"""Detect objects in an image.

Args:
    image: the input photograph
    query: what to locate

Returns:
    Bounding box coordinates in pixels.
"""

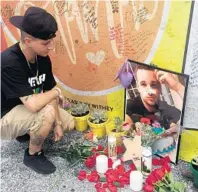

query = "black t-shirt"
[126,96,181,129]
[1,42,56,117]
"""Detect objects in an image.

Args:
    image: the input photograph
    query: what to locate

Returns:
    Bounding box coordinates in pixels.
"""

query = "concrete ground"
[1,131,197,192]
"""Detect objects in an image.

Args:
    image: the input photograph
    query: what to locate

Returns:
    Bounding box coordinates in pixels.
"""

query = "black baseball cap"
[9,6,57,40]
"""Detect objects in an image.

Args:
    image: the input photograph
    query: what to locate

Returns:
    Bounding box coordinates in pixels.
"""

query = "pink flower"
[152,121,161,128]
[122,122,131,131]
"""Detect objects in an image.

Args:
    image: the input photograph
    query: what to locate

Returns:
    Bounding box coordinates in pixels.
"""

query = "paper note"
[183,1,198,129]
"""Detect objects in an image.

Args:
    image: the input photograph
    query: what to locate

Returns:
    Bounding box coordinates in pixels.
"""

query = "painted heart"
[86,50,105,66]
[2,1,166,91]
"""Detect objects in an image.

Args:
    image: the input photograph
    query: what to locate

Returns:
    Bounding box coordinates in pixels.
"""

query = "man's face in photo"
[136,68,161,107]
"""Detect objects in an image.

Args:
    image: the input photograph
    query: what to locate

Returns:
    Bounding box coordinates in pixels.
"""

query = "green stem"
[69,159,82,168]
[163,177,171,186]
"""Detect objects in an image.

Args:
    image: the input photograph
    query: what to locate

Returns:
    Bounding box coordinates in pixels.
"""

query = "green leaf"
[113,181,120,187]
[69,159,82,168]
[159,187,167,192]
[169,182,175,190]
[173,181,185,192]
[99,177,106,182]
[168,173,174,182]
[86,151,93,156]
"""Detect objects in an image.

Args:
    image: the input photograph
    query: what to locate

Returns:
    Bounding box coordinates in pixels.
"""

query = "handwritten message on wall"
[183,1,198,129]
[0,1,192,117]
[1,1,164,94]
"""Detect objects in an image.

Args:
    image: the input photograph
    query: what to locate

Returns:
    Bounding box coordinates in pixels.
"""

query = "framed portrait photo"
[125,59,189,164]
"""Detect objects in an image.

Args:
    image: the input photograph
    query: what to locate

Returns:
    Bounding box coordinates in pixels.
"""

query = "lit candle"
[96,155,108,174]
[130,170,143,191]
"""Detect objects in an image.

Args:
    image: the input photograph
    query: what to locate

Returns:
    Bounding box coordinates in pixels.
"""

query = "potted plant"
[87,109,108,139]
[108,117,130,145]
[191,156,198,188]
[70,102,89,132]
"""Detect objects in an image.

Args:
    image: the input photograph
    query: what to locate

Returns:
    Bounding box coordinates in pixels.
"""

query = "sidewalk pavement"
[0,131,197,192]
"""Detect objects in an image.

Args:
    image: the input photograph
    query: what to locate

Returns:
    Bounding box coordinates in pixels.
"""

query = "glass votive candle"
[130,170,143,191]
[96,155,108,174]
[108,134,117,160]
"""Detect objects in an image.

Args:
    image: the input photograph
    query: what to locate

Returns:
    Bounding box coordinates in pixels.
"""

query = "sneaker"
[23,148,56,174]
[16,134,30,143]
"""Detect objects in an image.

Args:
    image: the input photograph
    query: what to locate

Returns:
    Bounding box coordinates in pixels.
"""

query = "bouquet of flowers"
[47,138,96,167]
[135,117,165,147]
[143,157,186,192]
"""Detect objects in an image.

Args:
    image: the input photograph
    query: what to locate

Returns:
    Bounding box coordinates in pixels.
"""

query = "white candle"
[108,135,117,160]
[96,155,108,174]
[130,171,143,191]
[142,146,152,176]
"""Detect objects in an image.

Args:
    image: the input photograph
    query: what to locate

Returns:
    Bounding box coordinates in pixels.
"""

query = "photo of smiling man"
[125,62,188,163]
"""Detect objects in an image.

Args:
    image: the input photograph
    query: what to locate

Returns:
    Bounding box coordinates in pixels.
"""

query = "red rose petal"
[163,162,171,173]
[129,163,136,171]
[152,158,161,166]
[95,182,102,188]
[108,186,118,192]
[97,145,104,151]
[162,156,171,164]
[91,170,98,176]
[116,165,125,175]
[91,148,97,152]
[103,183,108,188]
[146,174,158,185]
[108,158,113,168]
[78,175,86,181]
[143,184,154,192]
[78,170,87,176]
